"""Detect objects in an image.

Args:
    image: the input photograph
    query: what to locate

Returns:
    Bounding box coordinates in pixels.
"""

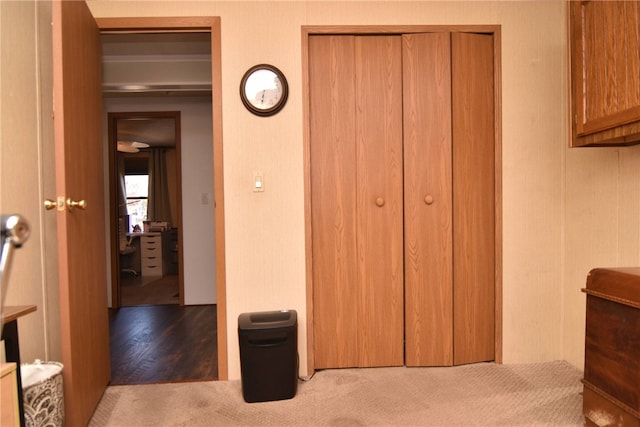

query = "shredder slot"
[248,335,287,347]
[250,311,291,323]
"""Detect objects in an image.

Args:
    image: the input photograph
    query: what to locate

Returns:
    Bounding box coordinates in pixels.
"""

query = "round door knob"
[424,195,434,205]
[44,199,57,210]
[375,197,385,207]
[66,198,87,212]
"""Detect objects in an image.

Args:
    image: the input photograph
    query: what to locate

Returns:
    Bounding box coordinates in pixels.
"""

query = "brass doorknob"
[375,197,385,207]
[44,199,57,210]
[424,195,434,205]
[66,198,87,212]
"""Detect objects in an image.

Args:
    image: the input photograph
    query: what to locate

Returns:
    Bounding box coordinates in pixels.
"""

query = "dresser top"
[584,268,640,308]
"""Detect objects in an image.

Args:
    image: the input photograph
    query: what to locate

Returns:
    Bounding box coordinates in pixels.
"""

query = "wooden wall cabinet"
[570,1,640,147]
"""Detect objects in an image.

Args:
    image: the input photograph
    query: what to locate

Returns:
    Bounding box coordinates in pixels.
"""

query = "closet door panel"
[402,32,453,366]
[451,32,495,365]
[355,36,404,367]
[310,35,360,369]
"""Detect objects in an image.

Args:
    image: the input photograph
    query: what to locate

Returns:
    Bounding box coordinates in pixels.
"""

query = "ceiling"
[102,32,212,97]
[116,117,176,148]
[103,33,211,148]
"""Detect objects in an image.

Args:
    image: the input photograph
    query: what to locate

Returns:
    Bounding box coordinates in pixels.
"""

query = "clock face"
[245,70,282,108]
[240,65,288,116]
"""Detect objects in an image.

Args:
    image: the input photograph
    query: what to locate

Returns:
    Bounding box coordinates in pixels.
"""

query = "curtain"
[147,148,173,225]
[117,154,128,249]
[117,154,128,217]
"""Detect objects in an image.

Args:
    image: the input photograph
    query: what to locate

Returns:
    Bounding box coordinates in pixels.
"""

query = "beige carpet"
[89,361,583,426]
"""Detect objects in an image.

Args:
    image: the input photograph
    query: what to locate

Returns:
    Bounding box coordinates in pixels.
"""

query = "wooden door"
[52,2,111,425]
[451,32,495,365]
[402,32,454,366]
[311,35,404,368]
[355,36,404,367]
[310,30,495,369]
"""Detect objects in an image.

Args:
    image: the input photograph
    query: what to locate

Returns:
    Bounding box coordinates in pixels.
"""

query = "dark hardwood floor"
[120,273,179,306]
[109,304,218,385]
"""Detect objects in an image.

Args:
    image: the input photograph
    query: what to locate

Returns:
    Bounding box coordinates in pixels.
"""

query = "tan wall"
[4,0,640,382]
[86,0,578,380]
[0,1,61,363]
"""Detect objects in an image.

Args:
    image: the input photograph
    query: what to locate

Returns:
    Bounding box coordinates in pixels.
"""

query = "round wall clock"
[240,64,288,116]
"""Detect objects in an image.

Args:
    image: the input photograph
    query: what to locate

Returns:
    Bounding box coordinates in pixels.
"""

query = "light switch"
[253,171,264,192]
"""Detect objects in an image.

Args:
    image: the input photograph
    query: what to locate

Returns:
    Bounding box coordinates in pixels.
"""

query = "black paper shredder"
[238,309,298,403]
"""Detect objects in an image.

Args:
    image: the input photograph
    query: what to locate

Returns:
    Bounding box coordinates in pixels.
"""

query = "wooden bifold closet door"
[310,35,404,368]
[310,32,494,369]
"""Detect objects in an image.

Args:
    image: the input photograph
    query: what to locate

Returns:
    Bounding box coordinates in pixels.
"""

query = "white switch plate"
[253,171,264,192]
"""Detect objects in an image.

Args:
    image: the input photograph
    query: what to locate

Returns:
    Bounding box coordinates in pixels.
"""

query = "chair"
[119,217,138,276]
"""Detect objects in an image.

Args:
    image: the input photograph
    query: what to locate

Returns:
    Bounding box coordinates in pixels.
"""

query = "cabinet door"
[571,1,640,145]
[311,35,404,368]
[403,32,454,366]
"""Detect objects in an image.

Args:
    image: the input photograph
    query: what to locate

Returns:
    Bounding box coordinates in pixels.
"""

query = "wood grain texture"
[402,32,453,367]
[572,0,640,140]
[109,305,217,385]
[355,36,404,367]
[584,297,640,412]
[209,18,228,381]
[95,16,217,32]
[452,32,495,365]
[310,35,359,369]
[583,385,640,427]
[309,28,498,370]
[53,2,110,425]
[583,268,640,416]
[311,35,404,368]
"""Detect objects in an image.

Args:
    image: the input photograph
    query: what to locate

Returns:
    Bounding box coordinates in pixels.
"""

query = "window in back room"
[124,174,148,231]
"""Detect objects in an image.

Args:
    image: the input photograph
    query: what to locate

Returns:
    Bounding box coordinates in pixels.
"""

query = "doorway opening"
[98,17,228,381]
[108,110,184,307]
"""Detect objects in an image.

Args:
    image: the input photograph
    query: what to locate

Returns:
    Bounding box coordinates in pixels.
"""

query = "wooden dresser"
[1,363,19,427]
[582,268,640,426]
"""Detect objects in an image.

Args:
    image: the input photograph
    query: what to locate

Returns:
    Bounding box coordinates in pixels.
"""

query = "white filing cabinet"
[140,232,165,277]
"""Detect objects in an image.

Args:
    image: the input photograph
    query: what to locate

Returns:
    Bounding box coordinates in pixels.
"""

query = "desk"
[2,305,37,427]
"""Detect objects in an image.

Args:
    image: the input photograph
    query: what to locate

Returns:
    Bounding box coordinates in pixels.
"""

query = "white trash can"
[21,360,64,427]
